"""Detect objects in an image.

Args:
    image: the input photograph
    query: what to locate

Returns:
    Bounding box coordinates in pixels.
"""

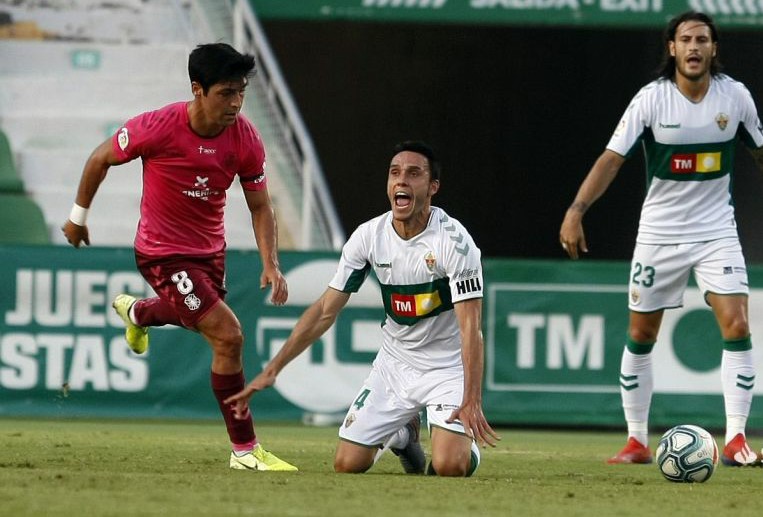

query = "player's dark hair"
[392,141,441,182]
[656,11,722,79]
[188,43,256,94]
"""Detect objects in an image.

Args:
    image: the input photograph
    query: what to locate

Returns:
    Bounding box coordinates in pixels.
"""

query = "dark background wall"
[260,21,763,262]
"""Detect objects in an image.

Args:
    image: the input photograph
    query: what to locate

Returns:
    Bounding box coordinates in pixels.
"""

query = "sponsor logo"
[118,127,129,150]
[455,277,482,296]
[183,176,219,201]
[453,268,480,280]
[715,113,729,131]
[182,189,218,200]
[198,145,216,155]
[184,293,201,311]
[375,262,391,268]
[670,152,721,173]
[362,0,446,7]
[424,251,436,272]
[659,122,681,129]
[391,291,442,317]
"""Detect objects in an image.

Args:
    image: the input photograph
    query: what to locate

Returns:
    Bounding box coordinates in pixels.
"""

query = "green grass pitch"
[0,418,760,516]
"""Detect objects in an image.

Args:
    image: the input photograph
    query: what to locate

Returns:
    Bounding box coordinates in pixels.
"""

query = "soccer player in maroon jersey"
[61,43,296,471]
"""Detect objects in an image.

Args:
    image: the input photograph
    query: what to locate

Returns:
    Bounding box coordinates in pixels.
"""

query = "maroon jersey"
[112,101,267,257]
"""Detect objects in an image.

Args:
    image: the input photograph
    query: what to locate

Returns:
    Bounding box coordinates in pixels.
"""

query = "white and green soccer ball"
[656,425,719,483]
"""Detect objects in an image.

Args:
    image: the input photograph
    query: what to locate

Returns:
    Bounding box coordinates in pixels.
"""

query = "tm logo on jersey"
[671,152,721,174]
[391,291,442,318]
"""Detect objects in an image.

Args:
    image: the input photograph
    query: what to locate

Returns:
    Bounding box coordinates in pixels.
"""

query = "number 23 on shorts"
[631,262,655,288]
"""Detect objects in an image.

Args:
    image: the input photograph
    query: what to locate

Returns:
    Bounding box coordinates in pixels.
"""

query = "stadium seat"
[0,129,25,193]
[0,192,51,244]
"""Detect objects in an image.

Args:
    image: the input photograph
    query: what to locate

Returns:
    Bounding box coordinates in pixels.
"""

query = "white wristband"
[69,203,89,226]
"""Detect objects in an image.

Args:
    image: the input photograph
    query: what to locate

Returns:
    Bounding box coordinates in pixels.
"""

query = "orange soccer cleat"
[607,437,653,464]
[721,433,761,467]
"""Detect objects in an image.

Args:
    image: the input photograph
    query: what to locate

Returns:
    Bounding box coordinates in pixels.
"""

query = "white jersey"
[329,206,483,371]
[607,74,763,245]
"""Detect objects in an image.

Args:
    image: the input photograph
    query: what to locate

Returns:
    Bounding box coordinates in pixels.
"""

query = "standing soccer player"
[560,11,763,466]
[225,141,499,476]
[61,43,297,472]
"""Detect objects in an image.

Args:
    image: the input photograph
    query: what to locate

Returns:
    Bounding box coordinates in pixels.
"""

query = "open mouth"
[394,191,412,208]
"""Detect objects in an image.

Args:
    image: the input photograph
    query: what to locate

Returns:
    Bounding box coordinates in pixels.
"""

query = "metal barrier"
[230,0,345,250]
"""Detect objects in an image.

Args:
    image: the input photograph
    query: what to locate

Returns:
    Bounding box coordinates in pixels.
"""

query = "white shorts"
[338,348,466,447]
[628,238,749,313]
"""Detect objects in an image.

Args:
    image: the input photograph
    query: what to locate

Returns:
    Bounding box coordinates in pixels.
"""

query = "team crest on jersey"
[424,251,436,272]
[118,127,129,150]
[344,413,356,428]
[630,287,640,305]
[715,113,729,131]
[184,293,201,311]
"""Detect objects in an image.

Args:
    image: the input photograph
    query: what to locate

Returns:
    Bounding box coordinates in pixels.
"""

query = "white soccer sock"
[385,426,410,450]
[620,346,653,446]
[128,303,138,325]
[722,349,755,444]
[373,426,410,464]
[467,440,481,477]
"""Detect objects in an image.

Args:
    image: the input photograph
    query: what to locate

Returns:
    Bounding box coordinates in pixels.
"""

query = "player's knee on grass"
[333,443,375,473]
[431,442,480,477]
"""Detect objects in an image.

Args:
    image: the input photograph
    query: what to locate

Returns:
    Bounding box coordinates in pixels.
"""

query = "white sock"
[373,426,410,464]
[722,349,755,444]
[467,440,481,477]
[620,346,653,446]
[128,303,138,325]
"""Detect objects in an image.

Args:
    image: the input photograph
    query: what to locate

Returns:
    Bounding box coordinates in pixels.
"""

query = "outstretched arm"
[244,187,288,305]
[559,149,625,259]
[446,298,500,448]
[224,287,351,418]
[61,137,125,247]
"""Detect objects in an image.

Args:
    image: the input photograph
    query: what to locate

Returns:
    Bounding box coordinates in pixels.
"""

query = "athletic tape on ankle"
[69,203,89,226]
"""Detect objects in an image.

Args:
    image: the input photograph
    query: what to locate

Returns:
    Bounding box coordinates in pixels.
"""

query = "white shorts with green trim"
[338,348,466,447]
[628,238,748,313]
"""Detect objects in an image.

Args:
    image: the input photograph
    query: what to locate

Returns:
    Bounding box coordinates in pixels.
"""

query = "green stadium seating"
[0,193,51,244]
[0,130,25,193]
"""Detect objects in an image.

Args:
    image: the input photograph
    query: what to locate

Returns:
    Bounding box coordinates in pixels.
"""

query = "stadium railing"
[228,0,345,250]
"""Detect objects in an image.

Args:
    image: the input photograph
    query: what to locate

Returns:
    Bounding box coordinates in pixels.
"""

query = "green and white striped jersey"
[329,206,482,371]
[607,74,763,244]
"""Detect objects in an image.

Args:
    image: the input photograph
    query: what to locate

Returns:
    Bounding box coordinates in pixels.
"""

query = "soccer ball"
[655,425,719,483]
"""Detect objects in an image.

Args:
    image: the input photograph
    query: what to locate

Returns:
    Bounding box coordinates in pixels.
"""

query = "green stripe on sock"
[724,336,752,352]
[467,450,479,477]
[736,373,755,390]
[619,373,639,391]
[626,337,654,355]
